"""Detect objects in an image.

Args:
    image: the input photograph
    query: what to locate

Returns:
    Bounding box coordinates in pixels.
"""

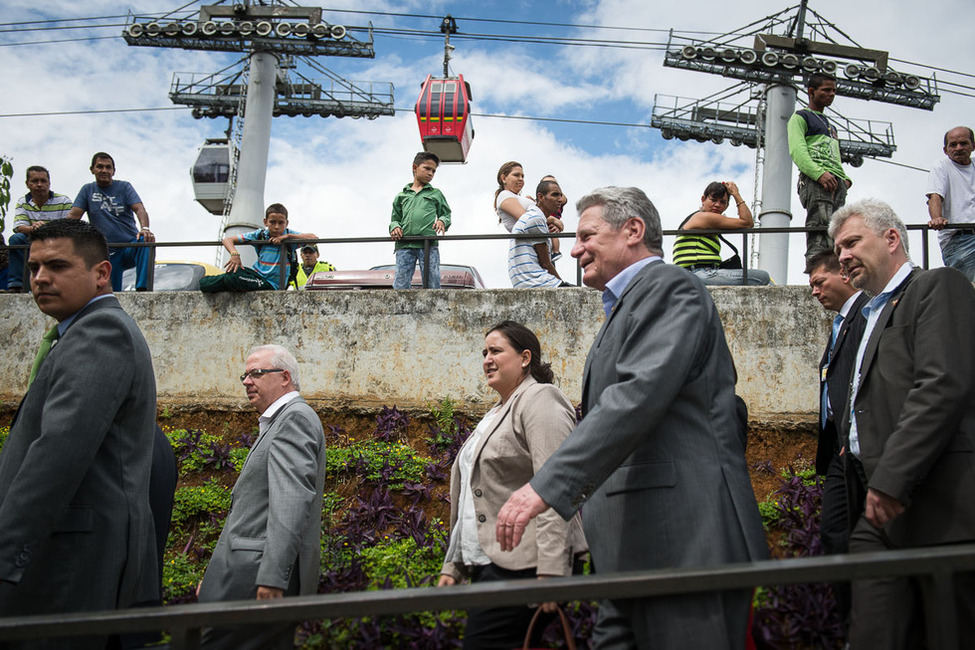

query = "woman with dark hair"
[673,181,771,285]
[495,161,564,257]
[438,320,585,649]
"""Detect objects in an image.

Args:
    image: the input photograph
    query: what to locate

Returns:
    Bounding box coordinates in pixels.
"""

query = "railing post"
[921,226,930,270]
[741,231,749,286]
[279,243,289,290]
[147,239,156,292]
[422,238,431,289]
[169,625,202,650]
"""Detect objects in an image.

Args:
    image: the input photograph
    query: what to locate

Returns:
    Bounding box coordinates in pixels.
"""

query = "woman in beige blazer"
[438,320,586,649]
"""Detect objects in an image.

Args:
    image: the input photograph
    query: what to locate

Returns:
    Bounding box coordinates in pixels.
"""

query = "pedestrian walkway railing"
[1,543,973,648]
[2,222,964,291]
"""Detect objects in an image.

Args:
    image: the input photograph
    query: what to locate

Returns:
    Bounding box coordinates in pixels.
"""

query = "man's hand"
[546,216,565,234]
[434,220,445,236]
[495,483,550,551]
[437,575,456,587]
[865,488,905,529]
[817,171,839,194]
[224,254,242,272]
[256,586,284,600]
[390,227,403,241]
[138,229,155,243]
[928,215,948,230]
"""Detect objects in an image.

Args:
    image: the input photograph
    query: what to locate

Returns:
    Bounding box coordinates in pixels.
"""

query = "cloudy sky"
[2,0,972,287]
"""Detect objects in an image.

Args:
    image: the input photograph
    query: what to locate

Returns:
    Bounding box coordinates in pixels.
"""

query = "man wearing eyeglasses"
[197,345,326,650]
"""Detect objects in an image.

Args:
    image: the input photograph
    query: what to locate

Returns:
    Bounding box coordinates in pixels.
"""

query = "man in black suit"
[830,198,975,649]
[805,250,867,631]
[0,219,157,649]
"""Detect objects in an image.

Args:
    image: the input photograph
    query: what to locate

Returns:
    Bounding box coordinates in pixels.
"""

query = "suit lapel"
[583,260,661,411]
[469,377,535,464]
[857,270,919,381]
[241,396,304,473]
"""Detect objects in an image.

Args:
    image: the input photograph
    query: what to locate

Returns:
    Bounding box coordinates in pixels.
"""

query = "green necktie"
[28,326,59,387]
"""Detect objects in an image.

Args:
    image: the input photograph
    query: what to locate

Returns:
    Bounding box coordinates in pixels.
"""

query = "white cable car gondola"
[191,138,232,215]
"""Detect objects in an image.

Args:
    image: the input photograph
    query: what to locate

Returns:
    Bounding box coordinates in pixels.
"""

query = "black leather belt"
[688,264,718,270]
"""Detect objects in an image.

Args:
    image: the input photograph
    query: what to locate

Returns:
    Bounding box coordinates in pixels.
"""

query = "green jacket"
[787,109,849,183]
[389,184,451,250]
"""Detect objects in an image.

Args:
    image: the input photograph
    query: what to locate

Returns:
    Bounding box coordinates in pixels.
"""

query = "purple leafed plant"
[375,405,411,442]
[752,465,843,649]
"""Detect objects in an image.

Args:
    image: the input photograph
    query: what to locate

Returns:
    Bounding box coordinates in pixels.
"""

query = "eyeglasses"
[239,368,284,383]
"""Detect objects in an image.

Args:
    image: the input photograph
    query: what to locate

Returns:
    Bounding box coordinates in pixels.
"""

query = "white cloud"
[2,0,972,287]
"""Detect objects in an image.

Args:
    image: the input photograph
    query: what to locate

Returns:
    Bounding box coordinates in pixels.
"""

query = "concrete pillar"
[221,51,277,268]
[758,82,797,285]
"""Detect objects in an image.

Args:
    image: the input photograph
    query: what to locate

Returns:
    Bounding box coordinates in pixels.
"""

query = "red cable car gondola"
[415,73,474,164]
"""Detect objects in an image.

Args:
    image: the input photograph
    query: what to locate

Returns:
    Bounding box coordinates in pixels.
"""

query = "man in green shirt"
[788,72,852,261]
[389,152,451,289]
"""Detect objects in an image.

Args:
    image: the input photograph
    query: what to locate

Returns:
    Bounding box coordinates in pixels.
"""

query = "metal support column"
[757,82,797,284]
[221,51,277,268]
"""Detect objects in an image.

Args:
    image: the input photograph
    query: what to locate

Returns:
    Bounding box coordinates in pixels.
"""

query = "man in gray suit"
[497,187,767,649]
[0,219,157,649]
[197,344,326,650]
[830,199,975,649]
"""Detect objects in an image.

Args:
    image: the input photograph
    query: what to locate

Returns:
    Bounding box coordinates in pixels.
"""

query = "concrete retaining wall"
[0,287,828,418]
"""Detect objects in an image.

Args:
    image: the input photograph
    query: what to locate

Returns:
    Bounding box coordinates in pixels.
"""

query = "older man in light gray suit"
[197,344,326,650]
[497,187,767,649]
[0,219,157,650]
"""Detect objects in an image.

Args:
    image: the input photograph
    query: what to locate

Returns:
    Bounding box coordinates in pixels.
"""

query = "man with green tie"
[0,219,158,648]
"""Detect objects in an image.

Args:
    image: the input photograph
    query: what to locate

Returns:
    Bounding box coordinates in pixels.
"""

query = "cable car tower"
[650,0,939,282]
[123,2,394,266]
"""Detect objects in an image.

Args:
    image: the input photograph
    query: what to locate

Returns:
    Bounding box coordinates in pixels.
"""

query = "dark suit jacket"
[816,292,869,475]
[841,267,975,547]
[532,260,767,576]
[0,297,158,625]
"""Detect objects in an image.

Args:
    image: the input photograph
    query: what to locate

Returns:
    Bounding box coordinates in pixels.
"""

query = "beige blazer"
[441,376,586,580]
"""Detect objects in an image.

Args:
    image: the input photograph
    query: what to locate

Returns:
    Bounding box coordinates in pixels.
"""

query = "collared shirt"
[57,294,115,337]
[13,192,73,230]
[823,290,862,421]
[848,262,914,457]
[258,390,301,436]
[601,256,660,317]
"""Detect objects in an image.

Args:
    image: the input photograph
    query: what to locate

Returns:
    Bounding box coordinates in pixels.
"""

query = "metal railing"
[2,222,965,291]
[1,543,973,648]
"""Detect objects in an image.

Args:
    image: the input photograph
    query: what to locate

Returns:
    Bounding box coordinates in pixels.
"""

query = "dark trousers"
[820,452,851,627]
[464,564,552,650]
[199,267,274,293]
[845,455,975,649]
[798,172,848,261]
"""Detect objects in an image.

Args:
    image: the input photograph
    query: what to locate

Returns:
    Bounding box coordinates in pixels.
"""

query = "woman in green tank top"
[672,181,771,285]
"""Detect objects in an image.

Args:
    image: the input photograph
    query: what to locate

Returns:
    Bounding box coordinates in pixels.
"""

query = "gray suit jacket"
[0,297,158,626]
[198,396,326,604]
[532,261,767,573]
[842,267,975,547]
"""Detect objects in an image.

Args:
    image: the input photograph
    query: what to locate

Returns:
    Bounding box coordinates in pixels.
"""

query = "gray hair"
[575,186,662,254]
[249,344,300,391]
[828,198,909,256]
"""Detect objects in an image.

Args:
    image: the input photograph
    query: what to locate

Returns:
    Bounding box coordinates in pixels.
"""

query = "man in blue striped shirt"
[200,203,317,292]
[507,180,569,288]
[6,166,72,293]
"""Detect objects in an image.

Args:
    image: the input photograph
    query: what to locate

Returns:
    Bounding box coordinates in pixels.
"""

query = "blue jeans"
[7,232,29,289]
[109,237,153,291]
[690,267,771,286]
[393,247,440,289]
[941,232,975,282]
